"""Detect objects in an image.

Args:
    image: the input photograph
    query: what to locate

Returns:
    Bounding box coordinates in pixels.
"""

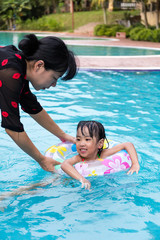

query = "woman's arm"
[5,128,61,172]
[61,156,91,189]
[30,109,75,143]
[101,142,140,174]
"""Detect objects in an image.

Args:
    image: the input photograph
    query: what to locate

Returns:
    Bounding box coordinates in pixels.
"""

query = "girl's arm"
[5,129,61,172]
[30,109,76,143]
[0,176,59,202]
[61,156,91,189]
[101,142,140,174]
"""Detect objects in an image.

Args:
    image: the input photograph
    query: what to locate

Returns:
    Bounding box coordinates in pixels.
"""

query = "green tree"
[40,0,58,14]
[0,0,31,29]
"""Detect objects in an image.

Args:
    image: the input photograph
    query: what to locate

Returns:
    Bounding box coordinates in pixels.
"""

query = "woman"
[0,34,77,172]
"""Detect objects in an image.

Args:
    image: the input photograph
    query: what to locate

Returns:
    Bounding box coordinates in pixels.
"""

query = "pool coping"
[80,67,160,71]
[77,55,160,70]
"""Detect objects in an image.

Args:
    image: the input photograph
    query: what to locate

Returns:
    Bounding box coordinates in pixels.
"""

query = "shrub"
[152,29,160,42]
[94,24,108,36]
[129,27,160,42]
[94,23,160,42]
[17,16,64,31]
[94,24,127,37]
[108,25,126,36]
[137,29,154,41]
[129,26,145,40]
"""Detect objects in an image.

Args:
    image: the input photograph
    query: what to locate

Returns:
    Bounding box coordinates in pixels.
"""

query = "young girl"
[61,121,140,189]
[0,34,77,172]
[0,121,140,201]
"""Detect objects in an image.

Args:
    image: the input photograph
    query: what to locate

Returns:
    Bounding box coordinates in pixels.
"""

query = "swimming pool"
[0,70,160,239]
[1,32,160,56]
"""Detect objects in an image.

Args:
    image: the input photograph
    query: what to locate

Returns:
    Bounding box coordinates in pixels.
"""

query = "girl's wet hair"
[77,121,109,156]
[18,34,77,80]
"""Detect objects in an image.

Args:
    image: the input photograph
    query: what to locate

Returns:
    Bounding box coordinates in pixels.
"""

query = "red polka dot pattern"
[2,59,8,66]
[2,111,9,117]
[15,54,22,59]
[13,73,21,79]
[11,101,18,108]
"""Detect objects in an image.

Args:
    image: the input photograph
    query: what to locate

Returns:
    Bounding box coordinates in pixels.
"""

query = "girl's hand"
[38,156,61,172]
[127,163,140,175]
[80,178,91,190]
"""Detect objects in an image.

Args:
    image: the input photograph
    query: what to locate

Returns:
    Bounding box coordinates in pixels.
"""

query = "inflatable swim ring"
[45,140,131,177]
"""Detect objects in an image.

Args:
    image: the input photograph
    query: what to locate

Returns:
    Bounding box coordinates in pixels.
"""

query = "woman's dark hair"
[77,120,109,156]
[18,34,77,80]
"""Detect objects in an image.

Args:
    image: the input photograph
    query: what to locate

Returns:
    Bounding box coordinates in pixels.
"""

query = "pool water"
[67,44,160,56]
[36,33,113,41]
[1,32,160,56]
[0,70,160,239]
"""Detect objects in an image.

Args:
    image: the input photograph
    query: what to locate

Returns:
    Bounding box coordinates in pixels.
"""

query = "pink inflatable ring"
[45,140,131,177]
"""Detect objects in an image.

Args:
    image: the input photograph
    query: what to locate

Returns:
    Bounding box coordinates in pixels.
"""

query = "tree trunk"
[9,18,12,30]
[45,6,50,15]
[142,1,149,28]
[156,0,159,29]
[52,0,56,13]
[102,2,107,24]
[70,0,74,31]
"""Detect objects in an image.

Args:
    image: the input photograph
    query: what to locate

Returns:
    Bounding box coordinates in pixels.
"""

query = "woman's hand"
[80,178,91,190]
[60,133,76,144]
[38,156,61,172]
[5,129,62,173]
[127,163,140,175]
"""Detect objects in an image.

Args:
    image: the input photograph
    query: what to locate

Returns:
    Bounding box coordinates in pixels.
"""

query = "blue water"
[67,44,160,56]
[0,69,160,239]
[1,32,160,56]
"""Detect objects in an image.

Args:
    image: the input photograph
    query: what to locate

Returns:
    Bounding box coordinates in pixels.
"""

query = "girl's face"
[76,126,104,160]
[26,60,62,90]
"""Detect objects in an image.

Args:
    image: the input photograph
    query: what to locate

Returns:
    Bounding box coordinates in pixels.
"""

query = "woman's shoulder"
[0,45,26,74]
[0,45,18,56]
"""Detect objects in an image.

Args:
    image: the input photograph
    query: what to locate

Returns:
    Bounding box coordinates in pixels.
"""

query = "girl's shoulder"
[66,154,82,165]
[73,154,82,163]
[100,148,108,158]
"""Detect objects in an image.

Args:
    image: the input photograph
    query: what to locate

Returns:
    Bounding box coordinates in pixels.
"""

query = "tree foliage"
[0,0,31,29]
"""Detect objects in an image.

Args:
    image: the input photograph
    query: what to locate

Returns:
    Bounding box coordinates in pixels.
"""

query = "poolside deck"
[62,34,160,70]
